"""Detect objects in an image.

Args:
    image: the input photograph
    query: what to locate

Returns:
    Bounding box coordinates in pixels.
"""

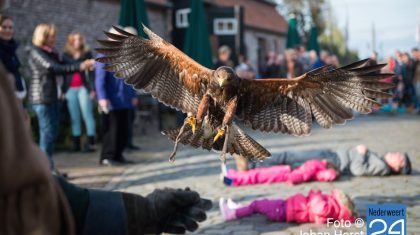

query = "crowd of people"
[214,43,420,114]
[384,49,420,113]
[214,44,341,81]
[0,15,146,173]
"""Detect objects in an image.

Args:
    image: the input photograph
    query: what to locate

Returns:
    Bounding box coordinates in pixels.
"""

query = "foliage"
[278,0,326,39]
[319,23,359,64]
[277,0,359,62]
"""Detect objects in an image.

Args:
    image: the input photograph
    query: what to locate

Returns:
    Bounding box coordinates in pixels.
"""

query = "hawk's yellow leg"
[213,127,225,142]
[186,116,197,134]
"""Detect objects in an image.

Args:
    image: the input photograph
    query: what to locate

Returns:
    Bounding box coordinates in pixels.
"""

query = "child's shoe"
[227,198,242,209]
[223,176,233,186]
[220,164,233,186]
[219,198,237,221]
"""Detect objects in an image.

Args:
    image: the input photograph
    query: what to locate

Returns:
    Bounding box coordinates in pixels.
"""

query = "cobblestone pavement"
[106,114,420,235]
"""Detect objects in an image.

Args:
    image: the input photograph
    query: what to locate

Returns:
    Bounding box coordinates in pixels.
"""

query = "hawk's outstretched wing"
[96,26,214,114]
[237,59,394,135]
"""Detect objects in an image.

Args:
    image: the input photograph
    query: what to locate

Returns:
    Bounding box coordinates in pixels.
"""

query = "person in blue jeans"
[28,23,95,170]
[63,32,96,152]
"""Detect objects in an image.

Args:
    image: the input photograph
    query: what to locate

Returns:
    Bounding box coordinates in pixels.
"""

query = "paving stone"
[232,231,258,235]
[203,229,231,234]
[224,225,254,231]
[261,232,291,235]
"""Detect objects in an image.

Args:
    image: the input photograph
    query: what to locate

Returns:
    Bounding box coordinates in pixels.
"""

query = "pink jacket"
[286,190,355,224]
[287,160,337,184]
[228,159,337,186]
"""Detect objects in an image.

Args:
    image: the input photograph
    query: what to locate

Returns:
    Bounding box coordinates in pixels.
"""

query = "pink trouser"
[235,199,286,222]
[228,165,291,186]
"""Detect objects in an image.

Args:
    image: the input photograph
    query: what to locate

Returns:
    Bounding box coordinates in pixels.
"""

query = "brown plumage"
[96,26,393,162]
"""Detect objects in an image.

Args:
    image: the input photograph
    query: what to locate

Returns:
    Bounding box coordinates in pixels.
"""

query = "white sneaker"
[219,198,237,221]
[227,198,242,209]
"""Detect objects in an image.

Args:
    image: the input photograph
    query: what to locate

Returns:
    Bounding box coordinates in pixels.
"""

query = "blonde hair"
[32,23,57,47]
[64,31,88,56]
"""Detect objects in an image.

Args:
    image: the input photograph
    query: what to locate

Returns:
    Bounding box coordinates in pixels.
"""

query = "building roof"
[213,0,287,34]
[146,0,171,7]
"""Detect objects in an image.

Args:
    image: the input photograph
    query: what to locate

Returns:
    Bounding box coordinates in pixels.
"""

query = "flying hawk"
[96,26,393,162]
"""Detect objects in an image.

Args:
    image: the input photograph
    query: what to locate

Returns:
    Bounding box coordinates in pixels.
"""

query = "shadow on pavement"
[114,164,221,188]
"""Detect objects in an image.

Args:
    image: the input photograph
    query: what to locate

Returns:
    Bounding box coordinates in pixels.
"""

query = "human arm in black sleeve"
[55,176,212,235]
[30,47,81,74]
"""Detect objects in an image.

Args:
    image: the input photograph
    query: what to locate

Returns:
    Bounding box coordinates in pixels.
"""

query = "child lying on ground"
[219,189,355,224]
[222,159,338,186]
[236,145,411,176]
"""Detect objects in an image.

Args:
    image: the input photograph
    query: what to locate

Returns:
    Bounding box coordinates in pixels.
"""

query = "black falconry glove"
[122,187,212,235]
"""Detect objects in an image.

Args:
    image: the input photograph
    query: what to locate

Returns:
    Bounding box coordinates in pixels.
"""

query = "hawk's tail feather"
[162,124,271,161]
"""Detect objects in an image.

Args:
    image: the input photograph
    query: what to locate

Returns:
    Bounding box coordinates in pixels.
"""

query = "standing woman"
[28,23,94,170]
[0,15,26,99]
[63,32,96,152]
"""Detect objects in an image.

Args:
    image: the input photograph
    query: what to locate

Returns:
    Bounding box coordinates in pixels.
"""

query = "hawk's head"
[214,66,239,88]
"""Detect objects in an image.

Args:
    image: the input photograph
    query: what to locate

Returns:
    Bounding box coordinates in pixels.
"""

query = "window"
[213,18,238,35]
[176,8,191,28]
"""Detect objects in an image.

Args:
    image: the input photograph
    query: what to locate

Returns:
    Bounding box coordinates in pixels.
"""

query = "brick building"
[4,0,170,63]
[212,0,287,72]
[172,0,287,72]
[5,0,286,73]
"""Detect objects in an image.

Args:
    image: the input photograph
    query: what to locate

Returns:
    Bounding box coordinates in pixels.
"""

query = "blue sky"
[330,0,419,59]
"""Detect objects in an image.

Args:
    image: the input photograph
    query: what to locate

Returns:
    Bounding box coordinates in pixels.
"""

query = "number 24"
[369,219,405,235]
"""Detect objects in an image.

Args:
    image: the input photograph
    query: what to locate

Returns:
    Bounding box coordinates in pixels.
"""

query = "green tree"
[279,0,326,39]
[278,0,358,62]
[319,23,359,63]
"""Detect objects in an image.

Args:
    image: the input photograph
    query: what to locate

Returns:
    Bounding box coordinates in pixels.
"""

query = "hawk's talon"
[187,116,197,134]
[169,152,176,163]
[213,127,225,143]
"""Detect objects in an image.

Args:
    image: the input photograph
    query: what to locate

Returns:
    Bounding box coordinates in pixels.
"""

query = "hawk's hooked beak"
[217,78,228,88]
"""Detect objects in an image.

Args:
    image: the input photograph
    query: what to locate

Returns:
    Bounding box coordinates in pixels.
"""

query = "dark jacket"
[28,46,81,104]
[311,58,326,70]
[336,147,390,176]
[401,60,416,85]
[56,176,127,235]
[95,55,136,110]
[0,38,24,91]
[264,63,281,78]
[62,51,94,93]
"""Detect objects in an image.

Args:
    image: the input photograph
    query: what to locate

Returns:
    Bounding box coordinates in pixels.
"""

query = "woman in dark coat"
[0,15,25,99]
[28,23,94,170]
